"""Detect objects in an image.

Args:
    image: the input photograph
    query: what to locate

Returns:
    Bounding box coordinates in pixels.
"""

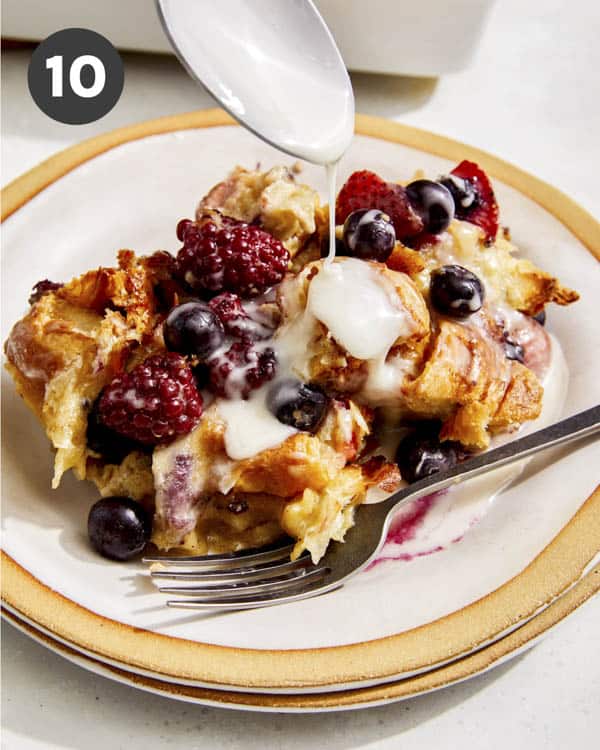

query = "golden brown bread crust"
[4,251,172,486]
[149,397,372,558]
[198,165,321,258]
[5,295,132,485]
[401,318,542,450]
[413,222,579,316]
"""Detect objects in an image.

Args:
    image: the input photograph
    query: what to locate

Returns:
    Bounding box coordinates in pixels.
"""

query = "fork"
[144,405,600,611]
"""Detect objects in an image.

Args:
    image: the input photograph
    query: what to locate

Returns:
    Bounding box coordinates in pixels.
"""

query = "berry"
[209,292,274,340]
[335,170,423,240]
[209,341,277,399]
[533,309,546,326]
[164,301,225,359]
[396,429,459,484]
[87,496,151,561]
[86,398,147,464]
[443,161,499,243]
[146,251,182,311]
[98,353,203,445]
[192,363,211,391]
[342,209,396,261]
[320,236,348,258]
[439,174,479,215]
[176,215,289,298]
[29,280,63,305]
[503,332,525,363]
[405,180,455,234]
[430,264,485,318]
[267,379,329,433]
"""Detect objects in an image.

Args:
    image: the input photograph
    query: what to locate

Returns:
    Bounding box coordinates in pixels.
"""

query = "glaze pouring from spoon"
[156,0,355,261]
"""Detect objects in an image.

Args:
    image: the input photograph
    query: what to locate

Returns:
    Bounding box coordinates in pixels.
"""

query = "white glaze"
[215,258,416,461]
[307,259,413,360]
[362,355,417,407]
[325,161,339,263]
[217,389,296,461]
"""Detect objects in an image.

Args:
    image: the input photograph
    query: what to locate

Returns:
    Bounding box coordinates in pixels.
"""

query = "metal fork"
[144,405,600,611]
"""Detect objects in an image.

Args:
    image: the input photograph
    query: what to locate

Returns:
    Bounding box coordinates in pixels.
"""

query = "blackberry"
[176,215,289,298]
[208,341,277,399]
[98,353,203,445]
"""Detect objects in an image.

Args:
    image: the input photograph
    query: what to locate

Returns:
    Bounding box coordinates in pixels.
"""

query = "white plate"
[2,110,599,694]
[3,558,599,713]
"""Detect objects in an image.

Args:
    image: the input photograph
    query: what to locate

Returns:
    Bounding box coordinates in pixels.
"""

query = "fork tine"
[166,578,337,610]
[150,555,313,583]
[163,566,329,604]
[143,541,296,570]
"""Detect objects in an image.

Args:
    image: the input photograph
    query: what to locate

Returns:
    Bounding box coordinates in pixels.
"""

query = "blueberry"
[86,397,147,464]
[164,301,225,359]
[405,180,455,234]
[267,379,329,433]
[533,309,546,326]
[396,429,459,484]
[192,363,211,391]
[430,264,485,318]
[503,333,525,363]
[87,496,151,561]
[342,209,396,262]
[439,174,480,219]
[321,236,348,258]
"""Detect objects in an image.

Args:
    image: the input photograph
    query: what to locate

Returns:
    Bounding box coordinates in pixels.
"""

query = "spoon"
[156,0,355,165]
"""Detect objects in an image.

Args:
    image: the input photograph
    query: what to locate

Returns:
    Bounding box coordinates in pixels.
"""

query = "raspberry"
[176,215,289,298]
[449,160,499,243]
[29,280,63,305]
[335,170,423,240]
[98,353,203,445]
[209,292,274,340]
[208,341,277,399]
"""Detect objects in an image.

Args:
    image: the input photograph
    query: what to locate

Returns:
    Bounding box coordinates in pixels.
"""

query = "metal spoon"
[156,0,355,164]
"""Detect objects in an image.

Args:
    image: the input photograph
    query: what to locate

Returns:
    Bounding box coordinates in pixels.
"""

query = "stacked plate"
[2,111,599,711]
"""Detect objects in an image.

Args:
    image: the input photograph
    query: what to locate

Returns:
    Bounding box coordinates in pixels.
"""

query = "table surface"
[2,0,599,747]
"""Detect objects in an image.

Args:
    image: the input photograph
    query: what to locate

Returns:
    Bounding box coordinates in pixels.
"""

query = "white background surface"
[1,0,599,747]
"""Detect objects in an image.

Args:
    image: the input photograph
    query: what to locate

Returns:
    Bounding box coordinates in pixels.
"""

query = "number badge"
[28,28,124,125]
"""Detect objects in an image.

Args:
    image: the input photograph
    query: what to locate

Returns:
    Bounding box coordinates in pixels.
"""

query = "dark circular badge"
[28,28,124,125]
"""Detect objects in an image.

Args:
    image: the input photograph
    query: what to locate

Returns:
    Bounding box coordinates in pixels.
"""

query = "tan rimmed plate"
[3,560,599,712]
[2,109,599,695]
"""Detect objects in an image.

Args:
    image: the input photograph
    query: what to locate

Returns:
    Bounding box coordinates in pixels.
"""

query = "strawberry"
[335,170,423,240]
[448,160,499,243]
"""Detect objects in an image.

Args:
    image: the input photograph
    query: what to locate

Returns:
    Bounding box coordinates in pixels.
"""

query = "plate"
[2,109,599,694]
[3,559,599,712]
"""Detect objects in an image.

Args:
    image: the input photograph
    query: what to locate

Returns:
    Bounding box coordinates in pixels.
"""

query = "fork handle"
[378,404,600,525]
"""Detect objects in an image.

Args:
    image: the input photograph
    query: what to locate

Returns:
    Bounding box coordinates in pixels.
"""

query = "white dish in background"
[1,0,496,76]
[1,112,599,696]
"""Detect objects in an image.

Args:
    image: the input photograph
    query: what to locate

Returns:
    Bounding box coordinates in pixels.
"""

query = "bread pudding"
[4,161,578,563]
